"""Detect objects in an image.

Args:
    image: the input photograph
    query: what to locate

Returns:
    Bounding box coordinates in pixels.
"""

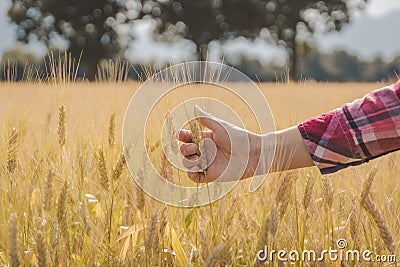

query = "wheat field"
[0,77,399,266]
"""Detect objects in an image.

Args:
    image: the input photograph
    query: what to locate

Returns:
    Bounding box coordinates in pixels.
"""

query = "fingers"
[182,155,201,169]
[177,129,193,143]
[177,129,214,143]
[180,143,198,157]
[187,166,206,183]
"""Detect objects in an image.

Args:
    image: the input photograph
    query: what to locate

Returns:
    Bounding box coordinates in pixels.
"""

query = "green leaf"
[185,209,195,229]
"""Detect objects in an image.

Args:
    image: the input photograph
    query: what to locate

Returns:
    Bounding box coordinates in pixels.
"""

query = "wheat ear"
[7,127,18,174]
[145,211,159,253]
[276,172,295,219]
[112,152,126,182]
[57,181,68,234]
[8,213,20,267]
[198,223,209,261]
[43,165,55,212]
[36,230,48,267]
[360,166,377,201]
[57,104,66,148]
[362,196,395,254]
[321,175,333,210]
[96,147,109,190]
[108,113,116,147]
[303,173,314,211]
[204,244,225,267]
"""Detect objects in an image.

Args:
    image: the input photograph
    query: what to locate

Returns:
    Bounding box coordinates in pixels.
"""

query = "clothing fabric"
[298,80,400,174]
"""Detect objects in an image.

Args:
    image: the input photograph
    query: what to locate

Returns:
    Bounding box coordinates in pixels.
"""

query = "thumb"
[194,105,222,131]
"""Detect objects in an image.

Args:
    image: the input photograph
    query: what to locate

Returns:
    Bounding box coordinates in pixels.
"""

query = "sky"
[0,0,399,65]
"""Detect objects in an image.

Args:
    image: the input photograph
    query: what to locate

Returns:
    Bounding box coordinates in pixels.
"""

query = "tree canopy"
[8,0,124,79]
[138,0,367,80]
[8,0,368,80]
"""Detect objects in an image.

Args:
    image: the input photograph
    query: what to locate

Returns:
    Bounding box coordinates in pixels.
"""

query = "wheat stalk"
[8,213,20,267]
[349,200,360,249]
[303,173,314,211]
[57,104,67,149]
[96,147,109,191]
[145,211,159,254]
[276,172,295,219]
[255,206,276,266]
[189,118,207,170]
[112,152,126,182]
[321,175,333,210]
[36,230,48,267]
[204,244,225,267]
[360,166,377,202]
[165,112,179,154]
[224,194,240,226]
[135,169,145,213]
[108,113,116,147]
[362,196,395,254]
[160,150,173,182]
[159,205,168,239]
[238,206,250,231]
[188,246,200,264]
[269,204,278,240]
[57,181,68,234]
[198,223,209,261]
[7,127,18,174]
[43,165,55,212]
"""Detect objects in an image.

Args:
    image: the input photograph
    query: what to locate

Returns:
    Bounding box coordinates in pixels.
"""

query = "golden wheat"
[96,147,109,191]
[108,113,116,148]
[0,78,398,266]
[362,196,395,254]
[7,127,18,174]
[36,231,48,267]
[57,104,66,149]
[8,214,20,267]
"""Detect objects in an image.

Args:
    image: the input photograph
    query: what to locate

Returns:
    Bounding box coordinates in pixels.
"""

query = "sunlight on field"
[0,81,398,266]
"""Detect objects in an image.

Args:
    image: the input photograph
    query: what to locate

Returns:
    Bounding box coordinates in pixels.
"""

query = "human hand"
[178,105,262,183]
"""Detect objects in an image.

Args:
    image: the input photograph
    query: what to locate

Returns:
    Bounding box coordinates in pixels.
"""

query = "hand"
[178,106,262,183]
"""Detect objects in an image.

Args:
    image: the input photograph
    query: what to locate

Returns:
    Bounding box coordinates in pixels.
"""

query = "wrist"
[250,132,276,176]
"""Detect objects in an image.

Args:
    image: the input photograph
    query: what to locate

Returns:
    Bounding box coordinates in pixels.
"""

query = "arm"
[179,107,314,183]
[179,81,400,182]
[260,126,314,173]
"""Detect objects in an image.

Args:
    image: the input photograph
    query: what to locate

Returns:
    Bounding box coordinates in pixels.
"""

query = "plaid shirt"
[298,80,400,174]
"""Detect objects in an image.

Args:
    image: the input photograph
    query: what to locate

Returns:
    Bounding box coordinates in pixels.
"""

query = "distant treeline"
[230,48,400,82]
[1,48,399,82]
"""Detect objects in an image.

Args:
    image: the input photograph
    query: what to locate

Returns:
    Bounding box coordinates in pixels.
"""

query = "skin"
[178,106,314,183]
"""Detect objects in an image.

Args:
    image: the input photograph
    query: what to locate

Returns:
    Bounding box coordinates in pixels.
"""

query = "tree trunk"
[289,26,298,81]
[196,43,208,61]
[83,60,98,81]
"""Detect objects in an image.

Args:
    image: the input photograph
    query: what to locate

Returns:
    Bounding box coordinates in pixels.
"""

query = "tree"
[258,0,367,80]
[133,1,215,60]
[139,0,367,80]
[136,0,267,60]
[8,0,124,79]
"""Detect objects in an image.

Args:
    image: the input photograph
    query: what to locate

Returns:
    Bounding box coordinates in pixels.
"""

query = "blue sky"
[0,0,399,65]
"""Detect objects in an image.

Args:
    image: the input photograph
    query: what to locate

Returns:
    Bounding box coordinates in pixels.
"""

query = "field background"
[0,81,399,266]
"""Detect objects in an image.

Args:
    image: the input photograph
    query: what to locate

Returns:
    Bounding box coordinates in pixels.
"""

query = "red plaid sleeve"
[298,80,400,174]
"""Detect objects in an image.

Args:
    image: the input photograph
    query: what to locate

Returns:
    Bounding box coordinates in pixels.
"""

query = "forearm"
[256,126,314,174]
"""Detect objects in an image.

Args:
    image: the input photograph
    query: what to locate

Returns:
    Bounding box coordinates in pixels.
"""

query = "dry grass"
[0,76,399,266]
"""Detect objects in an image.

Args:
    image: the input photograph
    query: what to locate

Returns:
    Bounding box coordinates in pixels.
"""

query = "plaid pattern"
[298,80,400,174]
